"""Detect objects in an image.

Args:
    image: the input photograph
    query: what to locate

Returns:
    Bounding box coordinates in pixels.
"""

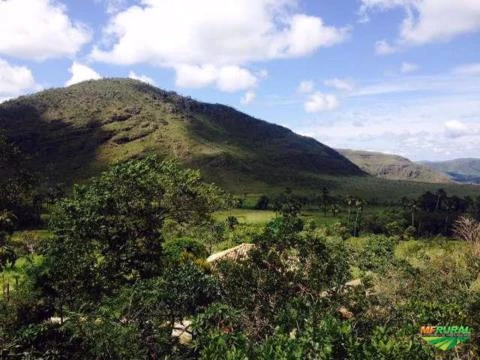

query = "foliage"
[163,237,209,263]
[45,156,224,306]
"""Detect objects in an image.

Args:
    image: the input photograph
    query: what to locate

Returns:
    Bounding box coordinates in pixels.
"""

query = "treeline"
[251,188,480,239]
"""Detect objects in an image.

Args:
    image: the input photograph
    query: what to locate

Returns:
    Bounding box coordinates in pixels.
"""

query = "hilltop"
[0,79,363,192]
[338,149,452,184]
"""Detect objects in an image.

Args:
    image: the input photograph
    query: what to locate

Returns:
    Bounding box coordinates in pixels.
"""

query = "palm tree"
[443,198,456,234]
[408,199,418,228]
[345,196,354,224]
[353,198,365,237]
[321,187,329,216]
[434,188,447,211]
[0,210,16,231]
[330,203,340,217]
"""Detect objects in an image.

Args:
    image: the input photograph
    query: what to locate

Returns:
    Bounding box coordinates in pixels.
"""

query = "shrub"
[163,237,209,263]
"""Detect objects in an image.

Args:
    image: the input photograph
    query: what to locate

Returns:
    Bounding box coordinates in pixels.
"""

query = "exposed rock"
[171,320,193,345]
[206,243,255,264]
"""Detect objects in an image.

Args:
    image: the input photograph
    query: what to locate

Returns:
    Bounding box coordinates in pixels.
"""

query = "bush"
[163,237,209,263]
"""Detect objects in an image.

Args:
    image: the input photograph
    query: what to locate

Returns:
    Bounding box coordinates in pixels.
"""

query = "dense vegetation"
[1,81,480,358]
[1,155,479,359]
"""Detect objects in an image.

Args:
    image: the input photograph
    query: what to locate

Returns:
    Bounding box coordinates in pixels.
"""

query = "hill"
[421,159,480,184]
[0,79,363,192]
[338,149,452,184]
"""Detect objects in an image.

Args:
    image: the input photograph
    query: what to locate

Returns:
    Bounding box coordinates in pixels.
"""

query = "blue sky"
[1,0,480,161]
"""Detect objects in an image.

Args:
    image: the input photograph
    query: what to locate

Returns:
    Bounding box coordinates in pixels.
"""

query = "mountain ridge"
[338,149,452,184]
[0,78,364,191]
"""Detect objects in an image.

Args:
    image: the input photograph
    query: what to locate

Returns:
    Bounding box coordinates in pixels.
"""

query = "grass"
[0,255,43,297]
[395,238,471,270]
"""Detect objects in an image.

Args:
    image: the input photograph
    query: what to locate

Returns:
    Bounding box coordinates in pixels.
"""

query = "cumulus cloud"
[324,78,355,92]
[304,92,339,113]
[362,0,480,52]
[0,0,91,61]
[296,93,480,160]
[297,80,315,93]
[175,64,257,92]
[65,62,102,86]
[240,91,256,105]
[0,58,41,101]
[90,0,349,91]
[453,63,480,76]
[401,62,419,73]
[444,120,470,138]
[128,71,155,85]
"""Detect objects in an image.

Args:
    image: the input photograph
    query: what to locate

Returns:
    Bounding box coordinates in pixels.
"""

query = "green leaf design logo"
[420,326,471,351]
[422,336,470,351]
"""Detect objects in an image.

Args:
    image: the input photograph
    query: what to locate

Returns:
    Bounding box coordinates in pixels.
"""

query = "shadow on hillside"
[0,102,112,186]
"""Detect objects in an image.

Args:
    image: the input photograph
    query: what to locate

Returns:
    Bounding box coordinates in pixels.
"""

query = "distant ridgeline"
[420,159,480,185]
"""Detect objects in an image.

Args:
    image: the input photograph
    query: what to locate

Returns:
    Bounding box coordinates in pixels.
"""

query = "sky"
[1,0,480,161]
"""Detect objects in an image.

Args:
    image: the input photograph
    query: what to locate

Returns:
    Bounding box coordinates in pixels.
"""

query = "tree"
[345,196,354,224]
[434,188,447,211]
[0,134,38,226]
[353,198,365,237]
[45,156,225,306]
[330,203,340,217]
[408,199,418,228]
[321,187,330,216]
[254,195,270,210]
[226,216,239,230]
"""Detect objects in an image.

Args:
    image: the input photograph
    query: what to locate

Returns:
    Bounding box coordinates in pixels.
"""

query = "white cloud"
[444,119,470,138]
[241,90,256,105]
[128,71,156,85]
[91,0,349,90]
[296,93,480,161]
[324,78,355,92]
[0,0,91,61]
[175,64,257,92]
[375,40,397,55]
[453,63,480,76]
[401,62,419,73]
[65,62,102,86]
[0,58,40,100]
[92,0,349,66]
[297,80,315,93]
[362,0,480,51]
[304,92,339,112]
[216,66,258,92]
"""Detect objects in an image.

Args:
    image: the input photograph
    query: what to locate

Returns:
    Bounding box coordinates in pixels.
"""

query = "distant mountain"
[338,149,452,184]
[420,159,480,184]
[0,79,364,191]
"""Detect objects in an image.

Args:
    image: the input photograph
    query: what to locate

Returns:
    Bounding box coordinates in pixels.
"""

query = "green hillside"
[0,79,363,191]
[338,149,452,184]
[0,78,478,202]
[421,158,480,184]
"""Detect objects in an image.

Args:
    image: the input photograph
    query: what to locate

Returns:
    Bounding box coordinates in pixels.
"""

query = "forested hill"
[0,78,364,190]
